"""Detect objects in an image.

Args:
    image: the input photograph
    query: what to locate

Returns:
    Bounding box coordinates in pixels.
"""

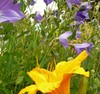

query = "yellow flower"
[19,50,89,94]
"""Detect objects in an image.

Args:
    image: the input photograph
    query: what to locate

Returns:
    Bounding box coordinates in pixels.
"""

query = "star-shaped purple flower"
[66,0,81,9]
[0,0,25,23]
[59,31,72,48]
[74,43,93,54]
[43,0,54,5]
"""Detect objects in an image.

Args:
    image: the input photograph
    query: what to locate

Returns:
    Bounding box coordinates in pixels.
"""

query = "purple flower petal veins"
[74,43,93,54]
[43,0,54,5]
[0,0,25,23]
[59,31,72,48]
[66,0,81,9]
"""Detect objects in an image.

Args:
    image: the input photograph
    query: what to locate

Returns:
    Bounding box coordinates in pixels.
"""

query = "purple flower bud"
[0,0,25,23]
[74,43,93,54]
[34,11,43,22]
[43,0,54,5]
[59,31,72,48]
[76,31,81,38]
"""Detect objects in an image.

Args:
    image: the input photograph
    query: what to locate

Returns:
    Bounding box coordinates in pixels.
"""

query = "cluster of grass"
[0,0,100,94]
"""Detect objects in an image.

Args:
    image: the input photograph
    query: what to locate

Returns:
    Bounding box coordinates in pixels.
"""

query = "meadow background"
[0,0,100,94]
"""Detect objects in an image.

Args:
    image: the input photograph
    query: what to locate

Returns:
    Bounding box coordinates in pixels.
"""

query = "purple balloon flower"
[43,0,54,5]
[0,0,25,23]
[74,43,93,54]
[66,0,81,9]
[59,31,72,48]
[75,10,90,24]
[75,2,92,24]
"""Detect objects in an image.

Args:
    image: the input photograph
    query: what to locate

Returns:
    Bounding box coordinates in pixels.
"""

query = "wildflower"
[59,31,72,48]
[74,43,93,54]
[43,0,54,5]
[34,11,43,22]
[75,2,92,24]
[66,0,81,9]
[75,10,90,24]
[19,50,89,94]
[0,0,25,23]
[27,0,35,5]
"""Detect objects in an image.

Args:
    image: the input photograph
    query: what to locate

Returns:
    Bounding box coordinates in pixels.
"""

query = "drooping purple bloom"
[75,2,92,24]
[75,10,90,24]
[59,31,72,48]
[34,11,43,22]
[43,0,54,5]
[74,43,93,54]
[66,0,81,9]
[0,0,25,23]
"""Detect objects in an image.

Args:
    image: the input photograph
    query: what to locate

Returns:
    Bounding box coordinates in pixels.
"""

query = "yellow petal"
[27,68,61,93]
[75,50,88,63]
[55,50,88,77]
[72,67,89,77]
[48,74,71,94]
[38,81,60,93]
[27,68,50,85]
[18,85,37,94]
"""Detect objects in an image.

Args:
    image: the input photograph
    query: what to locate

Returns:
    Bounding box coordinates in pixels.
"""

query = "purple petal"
[0,0,25,23]
[80,2,92,11]
[0,9,24,23]
[27,0,35,5]
[43,0,54,5]
[76,31,81,38]
[30,0,35,5]
[0,0,8,9]
[34,12,43,22]
[71,0,81,4]
[66,0,72,9]
[74,43,93,54]
[59,31,72,48]
[75,10,89,24]
[66,0,81,9]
